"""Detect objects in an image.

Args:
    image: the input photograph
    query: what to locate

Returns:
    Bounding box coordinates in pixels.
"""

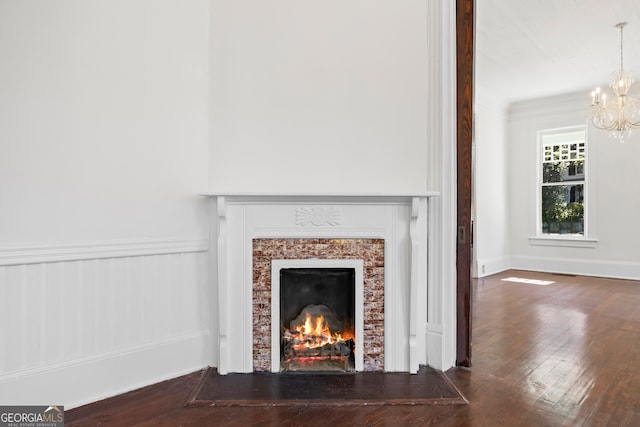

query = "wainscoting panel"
[0,241,210,408]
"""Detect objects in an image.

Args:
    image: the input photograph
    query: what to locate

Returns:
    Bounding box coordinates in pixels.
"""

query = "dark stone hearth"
[186,367,467,407]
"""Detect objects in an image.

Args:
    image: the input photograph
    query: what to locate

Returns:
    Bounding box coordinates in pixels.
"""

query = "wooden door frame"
[456,0,474,367]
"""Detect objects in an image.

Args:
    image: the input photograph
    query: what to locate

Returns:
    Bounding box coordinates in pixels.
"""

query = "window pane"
[542,160,585,183]
[541,184,584,235]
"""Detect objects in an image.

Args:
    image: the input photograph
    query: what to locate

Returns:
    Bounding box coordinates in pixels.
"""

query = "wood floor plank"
[67,270,640,426]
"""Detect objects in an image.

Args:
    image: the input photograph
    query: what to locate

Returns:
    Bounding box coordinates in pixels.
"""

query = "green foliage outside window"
[541,160,584,235]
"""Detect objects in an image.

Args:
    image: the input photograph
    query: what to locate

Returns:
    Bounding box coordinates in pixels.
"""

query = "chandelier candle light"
[590,22,640,142]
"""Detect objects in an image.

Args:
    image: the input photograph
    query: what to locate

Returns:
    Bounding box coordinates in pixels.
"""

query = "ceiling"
[476,0,640,105]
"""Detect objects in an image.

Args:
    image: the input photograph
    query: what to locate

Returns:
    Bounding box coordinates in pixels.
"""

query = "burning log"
[280,305,356,371]
[282,338,354,358]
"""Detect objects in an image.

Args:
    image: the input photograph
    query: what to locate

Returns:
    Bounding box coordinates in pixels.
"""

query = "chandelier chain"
[619,22,625,72]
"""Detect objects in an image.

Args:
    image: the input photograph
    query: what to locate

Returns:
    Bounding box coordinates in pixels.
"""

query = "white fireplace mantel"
[204,192,439,374]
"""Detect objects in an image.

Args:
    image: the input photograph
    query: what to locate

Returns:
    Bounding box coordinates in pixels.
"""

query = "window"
[539,127,586,236]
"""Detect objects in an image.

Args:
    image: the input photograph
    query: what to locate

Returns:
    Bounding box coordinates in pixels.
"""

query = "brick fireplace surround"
[252,238,385,372]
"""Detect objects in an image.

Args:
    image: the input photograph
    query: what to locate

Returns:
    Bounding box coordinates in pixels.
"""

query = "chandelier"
[590,22,640,142]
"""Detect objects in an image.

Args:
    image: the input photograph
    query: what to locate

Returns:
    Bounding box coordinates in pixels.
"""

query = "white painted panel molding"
[0,239,208,266]
[0,332,209,409]
[0,248,211,408]
[425,0,458,371]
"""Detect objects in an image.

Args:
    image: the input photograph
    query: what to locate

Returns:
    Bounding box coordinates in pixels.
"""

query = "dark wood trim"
[456,0,474,367]
[183,368,209,406]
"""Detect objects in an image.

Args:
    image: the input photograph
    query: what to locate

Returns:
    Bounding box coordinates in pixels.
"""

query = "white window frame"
[530,124,597,248]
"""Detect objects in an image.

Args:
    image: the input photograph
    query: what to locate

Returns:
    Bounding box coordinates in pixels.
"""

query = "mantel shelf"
[201,191,440,198]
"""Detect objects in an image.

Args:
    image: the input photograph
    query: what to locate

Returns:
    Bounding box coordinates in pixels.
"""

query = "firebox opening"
[280,268,356,372]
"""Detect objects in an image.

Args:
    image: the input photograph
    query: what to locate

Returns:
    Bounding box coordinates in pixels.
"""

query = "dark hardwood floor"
[67,270,640,426]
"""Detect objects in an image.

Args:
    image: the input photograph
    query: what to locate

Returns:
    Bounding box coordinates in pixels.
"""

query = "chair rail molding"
[0,238,209,266]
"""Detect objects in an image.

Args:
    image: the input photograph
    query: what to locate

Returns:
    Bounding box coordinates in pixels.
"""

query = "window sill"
[529,236,598,248]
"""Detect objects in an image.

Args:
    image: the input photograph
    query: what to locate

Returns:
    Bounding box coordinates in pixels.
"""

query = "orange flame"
[285,311,353,351]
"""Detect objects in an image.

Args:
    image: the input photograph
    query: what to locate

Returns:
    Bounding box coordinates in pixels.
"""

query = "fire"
[297,312,330,338]
[284,311,353,351]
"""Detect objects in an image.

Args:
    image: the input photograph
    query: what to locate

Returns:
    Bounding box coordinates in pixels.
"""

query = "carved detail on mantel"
[295,207,342,227]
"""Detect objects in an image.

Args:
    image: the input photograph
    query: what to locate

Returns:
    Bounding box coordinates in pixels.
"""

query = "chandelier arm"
[591,117,620,131]
[626,117,640,128]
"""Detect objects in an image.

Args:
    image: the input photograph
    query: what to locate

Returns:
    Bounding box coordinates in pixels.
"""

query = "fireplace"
[271,259,366,372]
[279,268,355,372]
[209,194,435,374]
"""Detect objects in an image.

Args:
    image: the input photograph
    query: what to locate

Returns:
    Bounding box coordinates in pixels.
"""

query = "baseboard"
[0,238,208,266]
[510,256,640,281]
[425,323,443,370]
[0,331,211,409]
[474,256,510,278]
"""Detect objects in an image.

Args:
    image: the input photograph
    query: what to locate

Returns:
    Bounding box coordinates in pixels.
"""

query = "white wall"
[208,0,430,194]
[508,91,640,280]
[0,0,211,408]
[207,0,459,372]
[473,85,510,277]
[0,0,460,407]
[0,0,210,245]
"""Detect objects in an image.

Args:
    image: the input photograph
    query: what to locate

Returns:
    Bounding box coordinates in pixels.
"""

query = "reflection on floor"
[67,270,640,426]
